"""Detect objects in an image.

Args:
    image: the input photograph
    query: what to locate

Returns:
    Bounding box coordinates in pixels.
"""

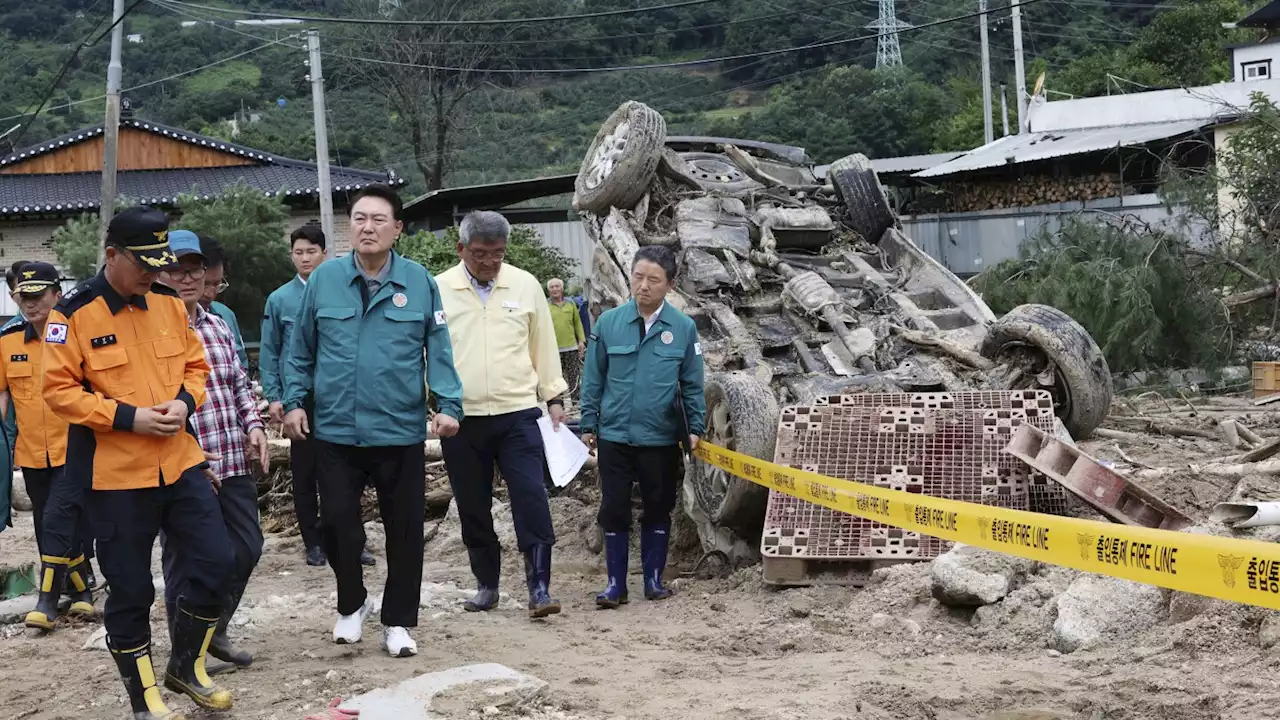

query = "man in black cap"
[0,262,98,632]
[42,206,235,717]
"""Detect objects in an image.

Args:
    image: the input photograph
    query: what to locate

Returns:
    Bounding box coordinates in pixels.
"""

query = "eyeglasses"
[165,266,207,281]
[214,280,229,294]
[465,247,507,262]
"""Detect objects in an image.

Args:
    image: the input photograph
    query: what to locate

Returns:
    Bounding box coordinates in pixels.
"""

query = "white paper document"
[536,416,591,488]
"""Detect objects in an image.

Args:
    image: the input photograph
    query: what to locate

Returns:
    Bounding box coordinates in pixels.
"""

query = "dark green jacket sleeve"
[282,280,318,413]
[259,292,285,402]
[579,323,608,434]
[0,395,13,529]
[425,274,464,421]
[680,324,706,437]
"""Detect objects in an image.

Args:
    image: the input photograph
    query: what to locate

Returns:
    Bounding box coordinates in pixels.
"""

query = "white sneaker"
[333,597,374,644]
[384,626,417,657]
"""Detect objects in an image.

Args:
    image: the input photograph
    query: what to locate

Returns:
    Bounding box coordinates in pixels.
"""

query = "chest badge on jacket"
[393,292,408,308]
[661,331,673,345]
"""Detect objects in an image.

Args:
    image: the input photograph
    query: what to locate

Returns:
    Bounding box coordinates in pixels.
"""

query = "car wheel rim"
[700,400,735,513]
[997,343,1074,424]
[583,120,630,190]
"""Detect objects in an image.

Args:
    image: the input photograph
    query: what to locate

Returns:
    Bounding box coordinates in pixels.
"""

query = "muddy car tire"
[829,153,895,244]
[574,101,666,214]
[687,372,779,537]
[980,304,1113,439]
[677,151,763,194]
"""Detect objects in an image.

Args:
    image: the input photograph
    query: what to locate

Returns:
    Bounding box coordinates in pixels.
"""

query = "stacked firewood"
[945,173,1123,212]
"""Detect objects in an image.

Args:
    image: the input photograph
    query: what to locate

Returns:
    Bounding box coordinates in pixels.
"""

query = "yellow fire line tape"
[692,441,1280,609]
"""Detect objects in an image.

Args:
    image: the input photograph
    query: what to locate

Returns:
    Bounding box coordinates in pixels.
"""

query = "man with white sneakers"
[282,185,463,657]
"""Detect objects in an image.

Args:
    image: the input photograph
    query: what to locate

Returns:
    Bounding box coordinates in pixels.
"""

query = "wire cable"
[0,37,301,125]
[321,0,1048,75]
[8,0,150,150]
[155,0,731,26]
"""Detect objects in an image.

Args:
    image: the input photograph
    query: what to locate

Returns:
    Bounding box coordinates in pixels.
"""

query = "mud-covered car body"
[573,102,1113,562]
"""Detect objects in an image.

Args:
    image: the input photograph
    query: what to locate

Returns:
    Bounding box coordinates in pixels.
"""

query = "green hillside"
[0,0,1259,197]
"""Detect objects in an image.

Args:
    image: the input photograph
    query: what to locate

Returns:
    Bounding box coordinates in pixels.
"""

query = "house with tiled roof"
[0,118,406,266]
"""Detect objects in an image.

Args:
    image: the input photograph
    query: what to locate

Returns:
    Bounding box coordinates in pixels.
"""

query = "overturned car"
[572,101,1114,565]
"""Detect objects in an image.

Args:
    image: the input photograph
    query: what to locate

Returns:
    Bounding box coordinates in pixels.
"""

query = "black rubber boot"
[207,588,253,668]
[595,531,629,609]
[110,639,185,719]
[305,546,326,566]
[66,556,95,617]
[641,524,675,600]
[164,604,233,711]
[463,546,501,612]
[523,544,561,619]
[24,557,69,631]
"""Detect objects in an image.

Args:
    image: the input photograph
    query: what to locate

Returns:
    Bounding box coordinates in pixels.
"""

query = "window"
[1244,60,1272,81]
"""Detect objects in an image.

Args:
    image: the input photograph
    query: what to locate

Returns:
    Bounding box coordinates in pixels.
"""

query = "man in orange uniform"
[43,206,234,719]
[0,262,94,630]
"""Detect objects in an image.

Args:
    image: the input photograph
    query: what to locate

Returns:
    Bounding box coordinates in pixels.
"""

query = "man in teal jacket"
[282,185,463,659]
[580,244,706,607]
[259,225,360,568]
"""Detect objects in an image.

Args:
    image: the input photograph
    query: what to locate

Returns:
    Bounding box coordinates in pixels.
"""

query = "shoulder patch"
[589,332,599,342]
[53,280,99,317]
[694,342,702,356]
[433,310,446,325]
[150,282,179,297]
[45,323,68,344]
[0,320,27,338]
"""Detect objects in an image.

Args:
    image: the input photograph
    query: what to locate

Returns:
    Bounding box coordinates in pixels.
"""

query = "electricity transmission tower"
[868,0,910,68]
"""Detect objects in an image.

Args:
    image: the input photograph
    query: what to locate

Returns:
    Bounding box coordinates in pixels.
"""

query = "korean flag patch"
[694,342,702,356]
[433,310,447,326]
[45,323,68,344]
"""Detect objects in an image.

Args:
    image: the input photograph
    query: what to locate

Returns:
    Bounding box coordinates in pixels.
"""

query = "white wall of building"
[1233,42,1280,83]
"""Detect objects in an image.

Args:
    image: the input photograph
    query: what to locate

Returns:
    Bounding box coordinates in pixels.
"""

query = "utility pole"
[979,0,993,144]
[97,0,125,264]
[1000,84,1010,137]
[307,31,335,246]
[1011,0,1027,133]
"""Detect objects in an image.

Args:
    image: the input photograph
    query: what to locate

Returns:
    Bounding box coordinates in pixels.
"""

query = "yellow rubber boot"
[109,641,186,720]
[66,556,95,617]
[24,556,70,631]
[164,605,233,711]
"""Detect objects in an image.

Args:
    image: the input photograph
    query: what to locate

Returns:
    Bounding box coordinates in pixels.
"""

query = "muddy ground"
[5,395,1280,720]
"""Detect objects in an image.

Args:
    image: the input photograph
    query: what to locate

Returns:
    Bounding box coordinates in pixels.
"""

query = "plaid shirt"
[190,305,264,480]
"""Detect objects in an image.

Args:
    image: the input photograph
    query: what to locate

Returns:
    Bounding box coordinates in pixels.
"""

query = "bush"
[50,214,101,281]
[175,183,294,340]
[972,217,1230,373]
[397,224,578,285]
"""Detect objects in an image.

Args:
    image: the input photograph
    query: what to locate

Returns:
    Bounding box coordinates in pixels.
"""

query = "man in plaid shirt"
[159,231,269,673]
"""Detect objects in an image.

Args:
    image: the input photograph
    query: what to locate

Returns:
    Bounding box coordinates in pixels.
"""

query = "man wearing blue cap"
[160,230,269,676]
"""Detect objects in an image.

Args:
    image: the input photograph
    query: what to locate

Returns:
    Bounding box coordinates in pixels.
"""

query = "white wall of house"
[1233,43,1280,83]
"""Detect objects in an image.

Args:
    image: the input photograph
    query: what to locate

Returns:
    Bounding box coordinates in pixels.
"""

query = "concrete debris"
[930,544,1037,607]
[82,627,108,651]
[1052,575,1166,653]
[342,663,548,719]
[1259,614,1280,649]
[10,470,30,512]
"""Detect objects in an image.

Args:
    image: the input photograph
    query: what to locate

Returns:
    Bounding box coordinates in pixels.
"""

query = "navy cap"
[106,206,178,271]
[13,262,58,295]
[167,230,206,261]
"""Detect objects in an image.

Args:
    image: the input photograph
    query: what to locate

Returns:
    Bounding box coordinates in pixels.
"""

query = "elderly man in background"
[438,210,568,619]
[546,278,585,403]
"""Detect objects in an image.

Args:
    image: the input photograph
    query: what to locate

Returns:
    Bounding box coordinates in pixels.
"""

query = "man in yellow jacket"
[437,210,567,620]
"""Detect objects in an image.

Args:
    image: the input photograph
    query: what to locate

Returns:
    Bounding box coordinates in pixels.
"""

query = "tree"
[50,214,100,281]
[397,225,577,284]
[331,0,517,190]
[175,183,294,340]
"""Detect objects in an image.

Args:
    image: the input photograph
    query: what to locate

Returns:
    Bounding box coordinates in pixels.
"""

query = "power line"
[312,0,868,48]
[323,0,1048,75]
[155,0,731,26]
[0,38,299,125]
[8,0,150,151]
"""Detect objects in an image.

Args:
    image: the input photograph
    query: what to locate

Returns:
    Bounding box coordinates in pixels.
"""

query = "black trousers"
[315,440,424,627]
[596,440,682,533]
[442,407,556,584]
[291,436,322,549]
[25,465,93,561]
[161,475,264,616]
[87,469,232,649]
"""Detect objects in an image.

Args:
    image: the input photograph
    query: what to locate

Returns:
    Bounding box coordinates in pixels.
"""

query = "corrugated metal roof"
[911,120,1208,179]
[1028,78,1280,133]
[873,152,964,174]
